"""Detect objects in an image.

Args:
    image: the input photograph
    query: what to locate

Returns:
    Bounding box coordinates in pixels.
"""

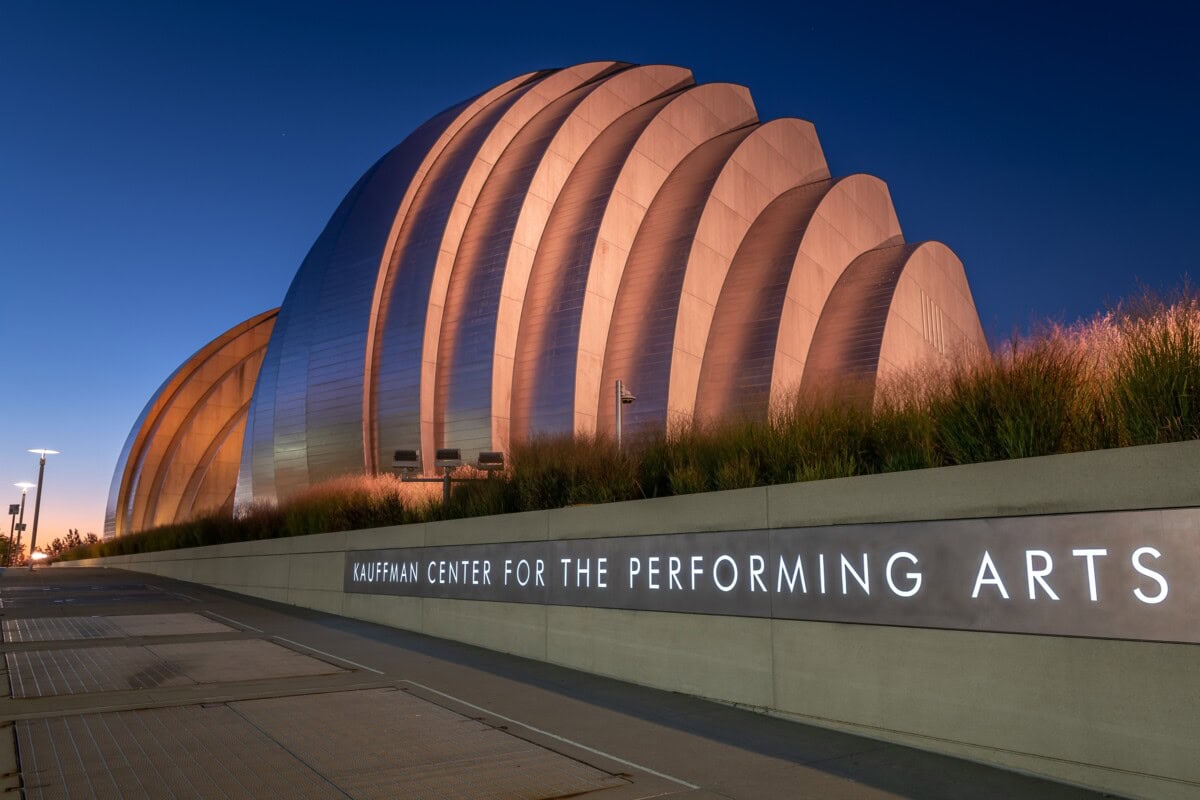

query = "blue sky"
[1,0,1196,540]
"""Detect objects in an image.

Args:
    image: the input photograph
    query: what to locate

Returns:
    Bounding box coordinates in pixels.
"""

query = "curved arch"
[598,120,829,435]
[598,128,755,436]
[176,399,252,522]
[572,83,757,437]
[368,62,624,476]
[137,350,266,530]
[116,60,993,519]
[665,118,828,425]
[696,175,904,422]
[239,95,490,507]
[509,92,681,441]
[770,174,904,408]
[802,241,988,398]
[105,310,277,537]
[431,65,693,459]
[361,70,547,473]
[694,182,830,420]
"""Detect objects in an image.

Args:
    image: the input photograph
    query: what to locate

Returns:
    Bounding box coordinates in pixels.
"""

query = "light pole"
[27,449,58,571]
[6,500,17,567]
[614,379,636,450]
[11,482,34,567]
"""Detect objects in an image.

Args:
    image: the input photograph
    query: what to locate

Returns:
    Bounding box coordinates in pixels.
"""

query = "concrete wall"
[73,440,1200,799]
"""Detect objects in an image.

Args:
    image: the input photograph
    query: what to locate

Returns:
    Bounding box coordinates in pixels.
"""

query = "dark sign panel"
[344,508,1200,643]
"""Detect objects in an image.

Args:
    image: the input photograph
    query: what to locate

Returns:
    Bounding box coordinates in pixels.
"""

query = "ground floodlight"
[477,451,505,471]
[392,449,422,471]
[434,448,463,469]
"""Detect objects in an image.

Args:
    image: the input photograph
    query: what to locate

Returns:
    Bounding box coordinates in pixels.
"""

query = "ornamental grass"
[65,284,1200,560]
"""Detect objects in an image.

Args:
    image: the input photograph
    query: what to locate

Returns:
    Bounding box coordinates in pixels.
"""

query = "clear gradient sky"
[1,0,1197,543]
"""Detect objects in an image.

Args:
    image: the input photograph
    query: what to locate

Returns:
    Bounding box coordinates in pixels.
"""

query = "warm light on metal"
[107,61,990,523]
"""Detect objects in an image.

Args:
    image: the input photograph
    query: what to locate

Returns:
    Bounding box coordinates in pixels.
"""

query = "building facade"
[106,61,987,538]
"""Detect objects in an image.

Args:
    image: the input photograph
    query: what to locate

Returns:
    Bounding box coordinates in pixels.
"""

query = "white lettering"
[648,556,661,590]
[576,558,590,588]
[777,555,807,594]
[885,551,922,597]
[1071,548,1107,602]
[750,554,766,592]
[1132,546,1168,604]
[668,556,682,590]
[840,553,870,595]
[536,559,545,587]
[690,556,704,590]
[561,557,571,587]
[972,551,1009,599]
[713,554,738,592]
[629,557,642,588]
[1025,550,1059,600]
[597,557,607,588]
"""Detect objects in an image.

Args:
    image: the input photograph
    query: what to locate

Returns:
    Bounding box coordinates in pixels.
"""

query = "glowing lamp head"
[14,482,35,492]
[30,551,49,561]
[28,449,59,457]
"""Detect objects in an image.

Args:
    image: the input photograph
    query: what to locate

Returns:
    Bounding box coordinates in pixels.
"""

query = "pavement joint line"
[0,678,395,721]
[0,632,259,654]
[203,611,263,633]
[166,590,201,602]
[399,679,701,791]
[271,636,384,675]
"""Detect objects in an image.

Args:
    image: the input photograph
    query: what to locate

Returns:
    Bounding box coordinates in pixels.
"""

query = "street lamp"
[6,500,17,567]
[10,482,35,567]
[26,449,58,572]
[614,379,636,451]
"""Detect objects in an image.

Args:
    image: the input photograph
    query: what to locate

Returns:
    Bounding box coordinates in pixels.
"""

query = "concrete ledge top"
[83,439,1200,562]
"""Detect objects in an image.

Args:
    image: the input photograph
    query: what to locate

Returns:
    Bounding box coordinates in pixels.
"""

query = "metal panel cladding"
[238,96,492,507]
[106,310,277,538]
[97,59,994,526]
[368,80,545,476]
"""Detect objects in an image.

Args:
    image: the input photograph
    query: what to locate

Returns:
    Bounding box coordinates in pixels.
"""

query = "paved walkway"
[0,566,1116,799]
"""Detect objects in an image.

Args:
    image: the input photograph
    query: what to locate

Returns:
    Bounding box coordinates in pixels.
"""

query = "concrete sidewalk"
[0,567,1116,799]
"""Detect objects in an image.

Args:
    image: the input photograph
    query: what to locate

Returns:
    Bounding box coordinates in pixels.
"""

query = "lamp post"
[10,482,34,567]
[614,380,636,451]
[27,449,58,571]
[6,501,17,567]
[391,448,503,504]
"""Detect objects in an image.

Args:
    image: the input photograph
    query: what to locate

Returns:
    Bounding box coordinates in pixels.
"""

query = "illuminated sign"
[344,508,1199,643]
